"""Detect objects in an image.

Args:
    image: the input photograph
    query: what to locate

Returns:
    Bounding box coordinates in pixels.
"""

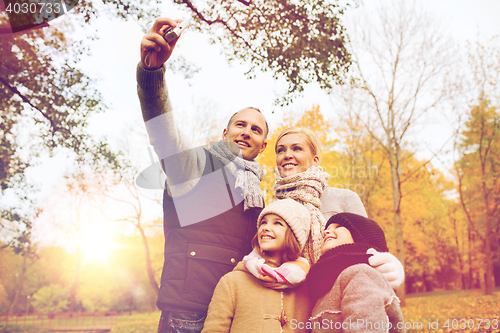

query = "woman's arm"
[342,189,368,217]
[367,249,405,289]
[320,188,368,221]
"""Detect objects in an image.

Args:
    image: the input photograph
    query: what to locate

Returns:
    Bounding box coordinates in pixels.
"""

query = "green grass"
[111,311,161,333]
[0,323,49,333]
[0,313,159,333]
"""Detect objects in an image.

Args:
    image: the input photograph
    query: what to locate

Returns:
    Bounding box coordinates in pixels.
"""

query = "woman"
[273,127,365,263]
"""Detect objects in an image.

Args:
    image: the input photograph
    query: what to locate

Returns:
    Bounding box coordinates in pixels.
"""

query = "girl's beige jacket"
[202,262,313,333]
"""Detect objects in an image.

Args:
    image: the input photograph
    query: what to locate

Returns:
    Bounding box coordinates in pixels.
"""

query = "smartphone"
[163,20,189,43]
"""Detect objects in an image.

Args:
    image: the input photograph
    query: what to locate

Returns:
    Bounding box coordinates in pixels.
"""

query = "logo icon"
[136,144,245,227]
[135,147,166,190]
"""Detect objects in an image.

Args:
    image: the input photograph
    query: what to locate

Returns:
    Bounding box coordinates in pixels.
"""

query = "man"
[137,17,404,333]
[138,18,268,333]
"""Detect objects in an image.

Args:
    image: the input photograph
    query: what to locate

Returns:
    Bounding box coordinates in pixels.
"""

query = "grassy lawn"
[0,313,160,333]
[110,289,499,333]
[0,323,49,333]
[108,289,499,333]
[112,288,500,333]
[402,287,500,332]
[111,311,161,333]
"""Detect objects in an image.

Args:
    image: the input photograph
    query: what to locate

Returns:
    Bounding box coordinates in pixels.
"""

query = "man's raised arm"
[137,18,206,196]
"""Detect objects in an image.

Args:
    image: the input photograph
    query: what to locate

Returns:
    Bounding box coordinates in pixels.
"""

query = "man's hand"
[140,18,183,70]
[367,248,405,289]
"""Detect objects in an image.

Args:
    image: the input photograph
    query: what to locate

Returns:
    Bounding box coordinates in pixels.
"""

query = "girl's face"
[321,223,354,253]
[258,214,289,255]
[276,133,319,177]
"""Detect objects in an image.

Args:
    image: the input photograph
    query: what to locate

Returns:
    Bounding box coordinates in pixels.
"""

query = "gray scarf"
[209,141,264,211]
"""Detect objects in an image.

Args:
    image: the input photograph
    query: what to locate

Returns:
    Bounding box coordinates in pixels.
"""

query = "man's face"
[222,108,267,160]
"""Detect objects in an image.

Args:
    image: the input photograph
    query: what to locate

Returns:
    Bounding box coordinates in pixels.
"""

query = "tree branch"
[400,132,455,184]
[0,75,82,150]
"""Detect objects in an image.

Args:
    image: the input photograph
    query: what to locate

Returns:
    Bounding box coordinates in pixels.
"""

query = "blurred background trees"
[330,0,456,304]
[455,99,500,295]
[452,36,500,296]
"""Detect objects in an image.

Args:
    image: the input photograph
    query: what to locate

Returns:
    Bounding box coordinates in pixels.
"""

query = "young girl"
[201,199,314,333]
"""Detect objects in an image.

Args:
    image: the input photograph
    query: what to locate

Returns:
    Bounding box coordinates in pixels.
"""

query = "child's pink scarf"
[242,250,310,289]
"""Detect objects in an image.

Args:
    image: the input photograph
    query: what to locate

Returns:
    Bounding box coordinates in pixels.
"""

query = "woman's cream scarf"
[274,166,329,264]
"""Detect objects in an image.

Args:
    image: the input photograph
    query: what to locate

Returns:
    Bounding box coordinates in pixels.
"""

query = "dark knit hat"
[325,212,388,252]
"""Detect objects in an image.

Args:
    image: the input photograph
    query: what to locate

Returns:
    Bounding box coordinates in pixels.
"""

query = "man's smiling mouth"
[236,140,250,147]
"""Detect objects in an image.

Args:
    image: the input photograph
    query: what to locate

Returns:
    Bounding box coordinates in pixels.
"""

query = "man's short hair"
[227,107,269,139]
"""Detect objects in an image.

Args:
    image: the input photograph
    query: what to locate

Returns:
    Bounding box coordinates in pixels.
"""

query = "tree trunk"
[452,217,466,290]
[481,145,494,295]
[484,222,493,295]
[137,223,159,294]
[394,209,406,304]
[389,144,406,305]
[467,221,473,289]
[8,255,27,314]
[456,238,466,290]
[482,190,493,295]
[69,248,83,313]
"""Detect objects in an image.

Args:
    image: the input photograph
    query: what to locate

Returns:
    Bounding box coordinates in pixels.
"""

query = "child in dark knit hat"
[306,212,405,332]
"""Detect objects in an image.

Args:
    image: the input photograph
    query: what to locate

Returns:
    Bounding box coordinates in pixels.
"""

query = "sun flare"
[80,231,115,263]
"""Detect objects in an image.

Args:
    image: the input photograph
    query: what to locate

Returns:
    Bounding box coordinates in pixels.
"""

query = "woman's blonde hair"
[251,222,301,267]
[275,127,322,163]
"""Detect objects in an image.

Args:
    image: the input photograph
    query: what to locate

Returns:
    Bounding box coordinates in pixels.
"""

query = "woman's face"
[276,133,319,177]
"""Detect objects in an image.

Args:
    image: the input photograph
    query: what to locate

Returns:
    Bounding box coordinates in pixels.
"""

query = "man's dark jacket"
[158,149,260,313]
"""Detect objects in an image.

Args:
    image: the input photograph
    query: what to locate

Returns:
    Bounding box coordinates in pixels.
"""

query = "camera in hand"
[163,20,189,43]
